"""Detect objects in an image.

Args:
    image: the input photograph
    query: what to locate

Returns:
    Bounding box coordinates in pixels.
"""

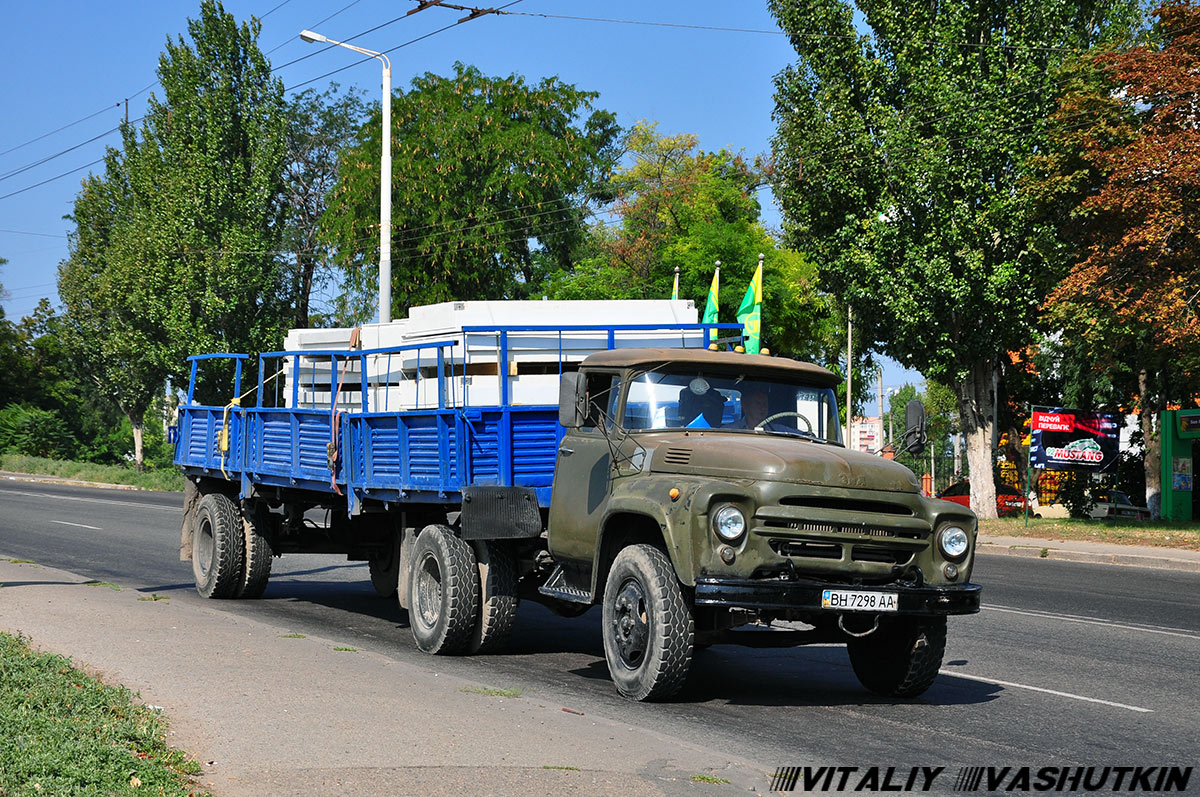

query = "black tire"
[238,501,273,599]
[192,493,244,599]
[369,535,401,598]
[469,541,520,654]
[601,544,693,701]
[847,616,947,698]
[408,525,479,655]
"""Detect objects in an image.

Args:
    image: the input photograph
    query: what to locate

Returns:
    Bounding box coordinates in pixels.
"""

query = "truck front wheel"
[408,525,479,655]
[846,616,947,698]
[192,493,243,599]
[601,544,693,701]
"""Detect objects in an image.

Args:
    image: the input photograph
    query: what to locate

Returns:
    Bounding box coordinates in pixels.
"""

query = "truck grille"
[756,488,930,575]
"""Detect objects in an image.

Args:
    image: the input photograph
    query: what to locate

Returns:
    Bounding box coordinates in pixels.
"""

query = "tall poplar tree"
[60,0,290,465]
[769,0,1139,517]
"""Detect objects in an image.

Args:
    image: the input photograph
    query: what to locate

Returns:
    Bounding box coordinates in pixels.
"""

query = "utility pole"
[845,306,853,445]
[877,370,884,455]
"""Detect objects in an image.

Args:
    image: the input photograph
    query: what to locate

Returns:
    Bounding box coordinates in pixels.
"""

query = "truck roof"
[581,347,841,388]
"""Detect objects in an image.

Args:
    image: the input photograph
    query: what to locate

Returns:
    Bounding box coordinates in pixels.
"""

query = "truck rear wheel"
[369,535,401,598]
[192,493,243,599]
[601,544,693,701]
[238,501,273,599]
[408,525,479,655]
[469,541,520,654]
[847,616,946,698]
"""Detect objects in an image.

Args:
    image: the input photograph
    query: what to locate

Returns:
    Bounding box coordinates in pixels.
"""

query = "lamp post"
[300,30,392,323]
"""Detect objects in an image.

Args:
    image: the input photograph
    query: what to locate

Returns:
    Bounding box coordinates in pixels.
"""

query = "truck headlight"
[712,505,746,543]
[937,525,970,561]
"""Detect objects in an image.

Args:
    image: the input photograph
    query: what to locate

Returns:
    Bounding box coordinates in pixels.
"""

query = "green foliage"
[545,122,864,405]
[284,84,368,328]
[321,62,621,323]
[0,632,199,794]
[0,404,77,459]
[60,0,291,440]
[769,0,1140,515]
[1057,472,1098,519]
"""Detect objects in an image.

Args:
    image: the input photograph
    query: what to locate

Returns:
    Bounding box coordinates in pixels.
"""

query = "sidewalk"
[0,559,768,796]
[0,470,149,492]
[976,533,1200,572]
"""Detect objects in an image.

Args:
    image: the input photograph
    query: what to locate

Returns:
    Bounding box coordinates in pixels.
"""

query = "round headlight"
[712,505,746,542]
[938,525,970,560]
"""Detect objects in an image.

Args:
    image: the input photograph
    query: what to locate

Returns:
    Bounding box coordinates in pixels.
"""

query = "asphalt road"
[2,479,1198,770]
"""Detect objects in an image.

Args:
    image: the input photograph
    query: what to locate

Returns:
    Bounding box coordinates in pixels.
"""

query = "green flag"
[736,260,763,354]
[702,266,720,344]
[671,269,679,301]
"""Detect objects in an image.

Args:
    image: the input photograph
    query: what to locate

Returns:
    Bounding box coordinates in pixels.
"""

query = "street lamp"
[299,30,393,324]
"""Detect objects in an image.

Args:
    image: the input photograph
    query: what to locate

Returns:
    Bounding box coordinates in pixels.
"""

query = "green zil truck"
[175,315,980,702]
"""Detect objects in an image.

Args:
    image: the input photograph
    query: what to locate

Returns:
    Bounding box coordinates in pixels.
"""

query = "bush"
[0,403,77,459]
[1057,471,1097,519]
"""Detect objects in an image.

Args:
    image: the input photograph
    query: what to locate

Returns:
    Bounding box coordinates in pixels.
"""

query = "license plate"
[821,589,899,612]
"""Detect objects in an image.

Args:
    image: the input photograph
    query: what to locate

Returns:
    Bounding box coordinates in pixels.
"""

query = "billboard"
[1030,406,1120,472]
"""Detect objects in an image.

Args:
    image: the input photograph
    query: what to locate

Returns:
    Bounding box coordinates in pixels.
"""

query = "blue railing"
[175,321,743,508]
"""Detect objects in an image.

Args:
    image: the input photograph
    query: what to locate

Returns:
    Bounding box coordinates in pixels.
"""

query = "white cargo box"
[281,300,703,411]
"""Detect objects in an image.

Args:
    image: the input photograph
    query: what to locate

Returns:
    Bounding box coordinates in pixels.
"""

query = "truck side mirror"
[903,399,927,456]
[558,372,587,428]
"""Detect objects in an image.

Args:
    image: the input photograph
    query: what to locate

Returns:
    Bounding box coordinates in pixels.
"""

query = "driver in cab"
[730,383,796,433]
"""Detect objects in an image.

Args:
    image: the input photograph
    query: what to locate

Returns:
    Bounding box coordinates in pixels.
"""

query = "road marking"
[2,489,178,513]
[939,670,1154,713]
[984,604,1200,640]
[50,520,102,530]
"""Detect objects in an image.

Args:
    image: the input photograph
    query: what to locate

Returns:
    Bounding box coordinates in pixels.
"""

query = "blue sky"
[0,0,921,392]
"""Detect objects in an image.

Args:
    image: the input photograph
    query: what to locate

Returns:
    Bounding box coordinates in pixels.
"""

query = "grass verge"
[0,631,201,795]
[978,517,1200,551]
[0,454,184,492]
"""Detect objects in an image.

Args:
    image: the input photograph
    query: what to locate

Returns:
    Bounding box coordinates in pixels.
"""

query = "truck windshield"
[621,370,842,443]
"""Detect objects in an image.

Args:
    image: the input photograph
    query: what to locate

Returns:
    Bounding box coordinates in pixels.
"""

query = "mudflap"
[180,478,201,562]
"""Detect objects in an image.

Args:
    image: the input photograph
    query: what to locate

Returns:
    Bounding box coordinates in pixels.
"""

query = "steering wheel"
[756,411,813,434]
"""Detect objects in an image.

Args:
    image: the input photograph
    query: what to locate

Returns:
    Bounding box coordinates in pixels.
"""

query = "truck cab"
[548,348,979,700]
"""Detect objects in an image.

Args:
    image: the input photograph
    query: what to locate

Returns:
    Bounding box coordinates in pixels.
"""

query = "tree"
[60,0,291,465]
[1035,2,1200,516]
[546,122,857,390]
[321,62,621,323]
[769,0,1140,517]
[283,85,367,328]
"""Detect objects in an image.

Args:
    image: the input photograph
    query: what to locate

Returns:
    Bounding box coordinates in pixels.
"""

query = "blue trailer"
[174,315,979,702]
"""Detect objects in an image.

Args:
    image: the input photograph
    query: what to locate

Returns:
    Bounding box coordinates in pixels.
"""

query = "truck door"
[548,372,620,569]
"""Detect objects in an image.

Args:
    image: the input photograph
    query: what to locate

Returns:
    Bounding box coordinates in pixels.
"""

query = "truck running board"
[538,566,591,604]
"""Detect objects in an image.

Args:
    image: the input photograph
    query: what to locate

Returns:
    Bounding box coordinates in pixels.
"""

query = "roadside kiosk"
[1160,408,1200,521]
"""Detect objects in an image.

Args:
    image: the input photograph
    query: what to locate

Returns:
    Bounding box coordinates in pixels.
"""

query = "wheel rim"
[414,550,443,630]
[196,516,214,579]
[611,577,650,670]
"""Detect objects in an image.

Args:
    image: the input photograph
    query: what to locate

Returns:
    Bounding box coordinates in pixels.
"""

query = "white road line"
[939,670,1154,713]
[984,604,1200,640]
[2,489,178,513]
[50,520,102,530]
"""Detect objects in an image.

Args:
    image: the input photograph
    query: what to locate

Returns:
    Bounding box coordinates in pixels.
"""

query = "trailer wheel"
[601,544,693,701]
[192,493,243,599]
[847,616,946,698]
[369,534,401,598]
[238,500,273,599]
[408,525,479,655]
[469,541,520,654]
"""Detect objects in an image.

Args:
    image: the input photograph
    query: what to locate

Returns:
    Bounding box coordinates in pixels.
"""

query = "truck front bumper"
[694,578,981,616]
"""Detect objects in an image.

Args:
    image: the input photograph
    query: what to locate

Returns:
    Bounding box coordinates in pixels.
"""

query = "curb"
[977,542,1200,573]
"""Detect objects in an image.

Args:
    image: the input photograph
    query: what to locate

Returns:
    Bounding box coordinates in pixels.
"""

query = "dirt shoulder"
[0,558,767,796]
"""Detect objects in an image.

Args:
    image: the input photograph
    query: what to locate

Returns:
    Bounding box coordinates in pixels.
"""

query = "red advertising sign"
[1032,411,1075,433]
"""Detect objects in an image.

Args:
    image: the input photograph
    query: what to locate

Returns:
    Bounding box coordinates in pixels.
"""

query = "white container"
[282,299,702,411]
